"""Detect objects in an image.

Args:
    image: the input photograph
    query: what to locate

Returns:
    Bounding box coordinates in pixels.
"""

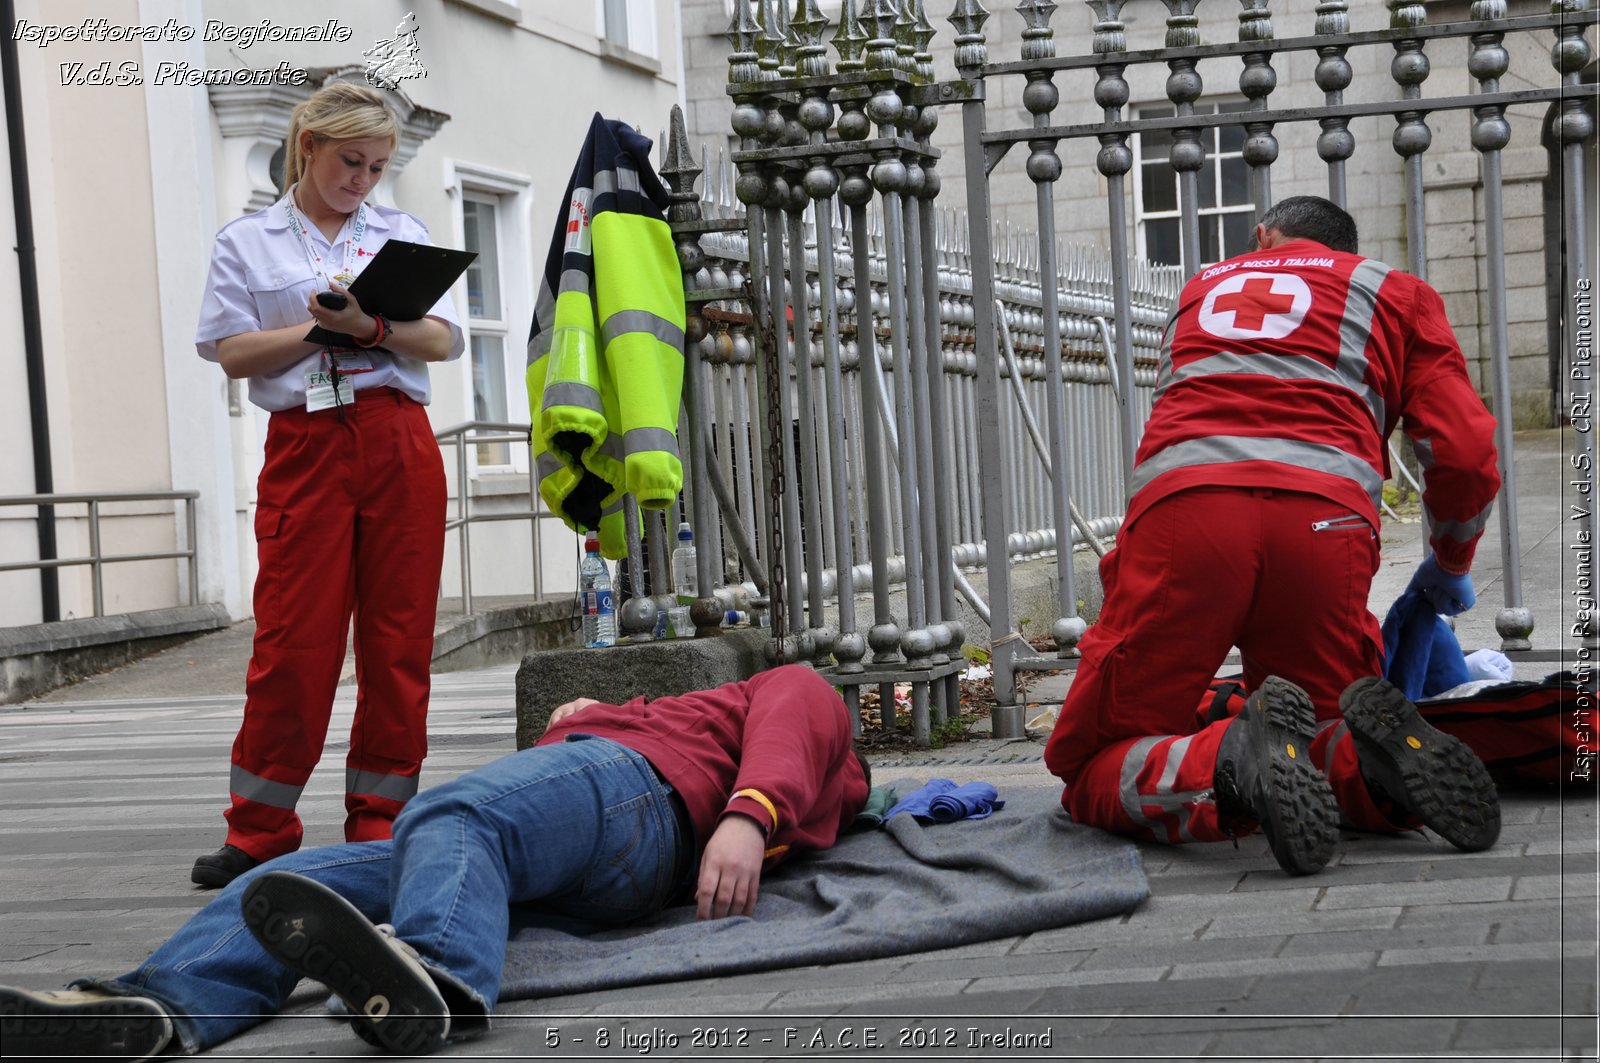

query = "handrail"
[0,490,199,618]
[432,420,552,616]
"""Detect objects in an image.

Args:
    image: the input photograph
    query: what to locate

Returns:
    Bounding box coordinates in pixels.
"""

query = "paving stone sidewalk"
[1,429,1595,1061]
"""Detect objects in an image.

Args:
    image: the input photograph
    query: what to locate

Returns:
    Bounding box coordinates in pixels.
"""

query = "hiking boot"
[0,984,172,1061]
[242,871,451,1056]
[1340,676,1501,852]
[1213,675,1341,875]
[191,844,260,889]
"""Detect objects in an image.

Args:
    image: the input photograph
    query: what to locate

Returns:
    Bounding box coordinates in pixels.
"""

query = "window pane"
[1145,218,1182,266]
[472,334,511,465]
[1220,156,1251,206]
[1199,213,1221,265]
[1141,163,1178,213]
[1139,124,1174,162]
[1197,154,1218,206]
[1222,211,1255,260]
[462,200,501,321]
[604,0,628,45]
[1218,121,1246,155]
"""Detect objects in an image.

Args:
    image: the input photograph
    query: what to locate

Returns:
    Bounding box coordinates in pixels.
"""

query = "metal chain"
[744,276,787,658]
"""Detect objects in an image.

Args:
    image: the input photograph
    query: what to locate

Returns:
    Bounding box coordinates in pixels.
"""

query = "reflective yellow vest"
[527,114,685,558]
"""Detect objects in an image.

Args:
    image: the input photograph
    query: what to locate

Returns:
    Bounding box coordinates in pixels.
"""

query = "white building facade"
[1,0,686,627]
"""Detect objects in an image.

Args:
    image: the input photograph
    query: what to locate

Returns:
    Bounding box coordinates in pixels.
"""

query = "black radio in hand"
[315,290,348,311]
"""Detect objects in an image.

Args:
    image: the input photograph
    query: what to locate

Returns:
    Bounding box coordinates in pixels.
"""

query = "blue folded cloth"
[884,778,1005,823]
[1381,587,1471,700]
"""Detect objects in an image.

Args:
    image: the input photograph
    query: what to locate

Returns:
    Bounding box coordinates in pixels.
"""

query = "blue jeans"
[83,736,687,1054]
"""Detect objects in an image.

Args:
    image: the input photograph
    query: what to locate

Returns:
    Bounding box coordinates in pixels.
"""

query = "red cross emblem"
[1198,271,1312,340]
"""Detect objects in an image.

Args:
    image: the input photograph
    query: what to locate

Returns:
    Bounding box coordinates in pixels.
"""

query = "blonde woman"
[191,82,462,888]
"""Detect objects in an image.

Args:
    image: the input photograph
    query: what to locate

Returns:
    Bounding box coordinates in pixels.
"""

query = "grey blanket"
[499,785,1149,999]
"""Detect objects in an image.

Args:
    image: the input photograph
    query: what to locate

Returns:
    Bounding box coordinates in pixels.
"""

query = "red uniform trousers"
[1043,486,1401,844]
[225,387,446,860]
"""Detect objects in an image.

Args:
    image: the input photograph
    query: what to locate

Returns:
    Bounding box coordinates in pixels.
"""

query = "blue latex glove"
[1408,554,1476,616]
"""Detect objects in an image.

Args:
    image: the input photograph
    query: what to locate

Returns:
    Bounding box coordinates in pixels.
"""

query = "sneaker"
[191,844,260,889]
[0,984,171,1061]
[241,871,451,1056]
[1340,675,1501,852]
[1213,675,1341,875]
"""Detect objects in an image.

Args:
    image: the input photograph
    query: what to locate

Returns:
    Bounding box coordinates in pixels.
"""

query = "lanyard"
[284,191,368,288]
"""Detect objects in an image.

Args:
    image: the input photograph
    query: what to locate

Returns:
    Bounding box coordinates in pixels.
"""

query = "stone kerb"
[515,627,769,748]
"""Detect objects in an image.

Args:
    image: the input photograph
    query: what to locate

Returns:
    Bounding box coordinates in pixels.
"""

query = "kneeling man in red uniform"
[1045,196,1503,875]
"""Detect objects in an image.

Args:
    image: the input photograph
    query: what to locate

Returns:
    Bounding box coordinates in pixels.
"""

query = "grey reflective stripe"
[598,433,625,464]
[1119,735,1210,836]
[1318,720,1348,776]
[542,381,603,413]
[1156,734,1195,792]
[592,166,642,197]
[535,452,563,481]
[346,768,419,803]
[533,279,555,329]
[1412,436,1437,471]
[601,309,685,353]
[624,425,681,461]
[1427,499,1495,543]
[1335,259,1393,428]
[1118,736,1164,829]
[1153,350,1384,426]
[528,284,557,365]
[601,495,625,517]
[559,267,590,294]
[230,764,302,810]
[1131,435,1385,508]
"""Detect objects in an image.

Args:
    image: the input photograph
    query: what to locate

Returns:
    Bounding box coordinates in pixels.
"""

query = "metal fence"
[433,420,553,616]
[645,0,1596,745]
[0,491,199,619]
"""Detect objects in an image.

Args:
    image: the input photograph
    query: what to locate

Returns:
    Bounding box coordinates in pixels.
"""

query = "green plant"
[929,715,970,749]
[961,644,991,665]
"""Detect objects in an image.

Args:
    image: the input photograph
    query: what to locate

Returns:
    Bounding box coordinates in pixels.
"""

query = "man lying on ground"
[0,664,869,1059]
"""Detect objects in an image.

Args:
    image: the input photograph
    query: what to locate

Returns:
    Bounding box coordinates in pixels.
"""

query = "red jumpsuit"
[196,194,461,861]
[1044,240,1501,842]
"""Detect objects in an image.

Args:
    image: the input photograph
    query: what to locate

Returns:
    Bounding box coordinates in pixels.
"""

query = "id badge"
[305,370,354,412]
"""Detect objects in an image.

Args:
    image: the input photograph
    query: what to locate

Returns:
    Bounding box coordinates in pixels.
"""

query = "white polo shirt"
[195,188,465,412]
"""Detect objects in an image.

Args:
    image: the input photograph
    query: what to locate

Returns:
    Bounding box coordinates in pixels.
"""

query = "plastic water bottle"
[580,532,615,648]
[670,522,697,604]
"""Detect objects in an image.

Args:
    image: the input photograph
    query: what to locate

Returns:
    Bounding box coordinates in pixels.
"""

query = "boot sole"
[241,871,450,1056]
[1245,677,1342,875]
[1341,676,1501,851]
[0,985,171,1061]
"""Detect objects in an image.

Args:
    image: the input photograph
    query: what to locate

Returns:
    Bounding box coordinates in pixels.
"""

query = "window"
[1134,101,1256,268]
[462,196,511,466]
[449,161,533,477]
[600,0,657,58]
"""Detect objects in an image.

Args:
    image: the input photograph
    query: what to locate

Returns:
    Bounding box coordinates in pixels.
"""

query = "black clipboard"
[304,239,477,348]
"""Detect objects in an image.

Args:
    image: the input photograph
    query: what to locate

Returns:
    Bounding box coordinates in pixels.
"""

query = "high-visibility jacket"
[1129,239,1500,575]
[527,113,685,558]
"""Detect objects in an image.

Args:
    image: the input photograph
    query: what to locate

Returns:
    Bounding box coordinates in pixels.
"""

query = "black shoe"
[0,984,172,1061]
[191,844,261,889]
[1340,675,1501,852]
[242,871,451,1056]
[1213,675,1341,876]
